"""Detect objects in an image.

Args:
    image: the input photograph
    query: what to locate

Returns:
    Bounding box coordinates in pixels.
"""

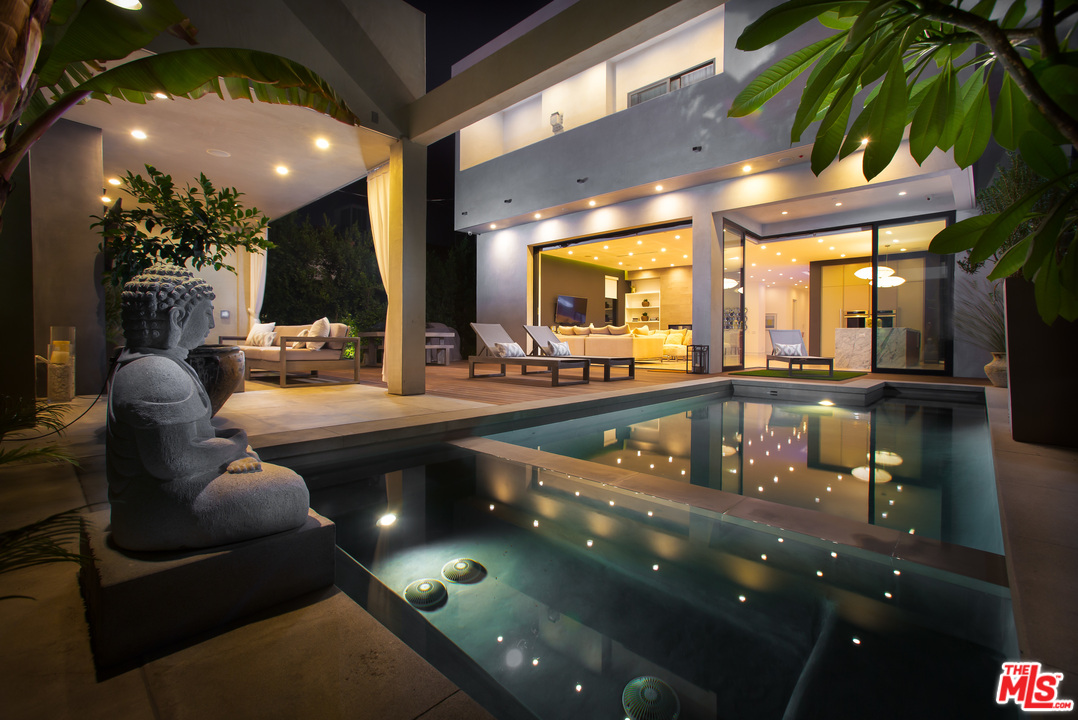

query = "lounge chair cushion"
[493,341,526,357]
[306,317,331,349]
[773,342,806,356]
[547,341,571,357]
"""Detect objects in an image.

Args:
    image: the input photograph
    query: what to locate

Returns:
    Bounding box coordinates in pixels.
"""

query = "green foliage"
[261,215,387,330]
[729,0,1078,323]
[0,397,77,468]
[91,165,272,289]
[427,235,478,357]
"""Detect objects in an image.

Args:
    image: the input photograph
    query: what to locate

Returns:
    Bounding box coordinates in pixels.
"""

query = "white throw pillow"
[290,328,310,349]
[547,341,571,357]
[774,343,806,356]
[306,317,331,350]
[249,330,277,348]
[245,322,275,346]
[493,342,525,358]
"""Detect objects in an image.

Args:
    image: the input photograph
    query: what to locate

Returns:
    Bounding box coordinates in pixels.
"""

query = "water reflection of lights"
[722,445,737,457]
[874,450,903,466]
[851,466,893,483]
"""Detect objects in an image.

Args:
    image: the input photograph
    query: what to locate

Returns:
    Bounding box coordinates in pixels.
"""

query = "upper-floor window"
[628,61,715,108]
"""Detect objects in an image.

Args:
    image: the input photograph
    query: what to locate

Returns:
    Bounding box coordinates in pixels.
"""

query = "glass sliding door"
[873,218,951,372]
[722,223,745,368]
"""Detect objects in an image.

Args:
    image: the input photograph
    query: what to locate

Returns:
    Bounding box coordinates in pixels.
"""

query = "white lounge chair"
[469,323,590,386]
[523,325,635,381]
[766,329,834,377]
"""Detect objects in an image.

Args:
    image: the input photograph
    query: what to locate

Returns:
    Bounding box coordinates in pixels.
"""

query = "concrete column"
[384,138,427,395]
[691,207,723,372]
[31,120,106,395]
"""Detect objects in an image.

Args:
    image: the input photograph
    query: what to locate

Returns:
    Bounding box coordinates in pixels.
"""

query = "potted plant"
[92,165,272,413]
[955,278,1007,386]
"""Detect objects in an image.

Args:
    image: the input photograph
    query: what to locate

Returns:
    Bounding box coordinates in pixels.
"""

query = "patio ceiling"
[62,83,397,221]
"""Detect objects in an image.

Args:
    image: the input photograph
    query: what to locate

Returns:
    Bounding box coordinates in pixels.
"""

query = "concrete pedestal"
[80,508,334,669]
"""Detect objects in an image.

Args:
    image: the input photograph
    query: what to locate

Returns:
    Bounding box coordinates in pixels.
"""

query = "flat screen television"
[554,295,587,325]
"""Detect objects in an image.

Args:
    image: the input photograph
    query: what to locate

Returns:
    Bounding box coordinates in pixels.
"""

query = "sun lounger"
[766,329,834,377]
[469,323,590,386]
[523,325,635,381]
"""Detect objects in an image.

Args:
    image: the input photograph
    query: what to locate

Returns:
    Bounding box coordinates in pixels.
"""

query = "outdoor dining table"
[355,331,455,366]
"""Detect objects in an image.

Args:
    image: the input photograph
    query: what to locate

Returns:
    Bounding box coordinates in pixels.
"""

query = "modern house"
[455,0,993,376]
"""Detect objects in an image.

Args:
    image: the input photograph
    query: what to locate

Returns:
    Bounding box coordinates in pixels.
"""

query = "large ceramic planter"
[1004,278,1078,447]
[186,344,244,417]
[983,352,1008,388]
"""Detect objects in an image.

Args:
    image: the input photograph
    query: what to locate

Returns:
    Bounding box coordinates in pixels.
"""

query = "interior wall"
[540,255,616,328]
[31,120,106,395]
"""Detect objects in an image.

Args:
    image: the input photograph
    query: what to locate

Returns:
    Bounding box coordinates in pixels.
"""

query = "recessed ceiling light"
[638,266,642,269]
[628,252,633,257]
[106,0,142,8]
[781,211,788,215]
[315,137,330,149]
[898,191,907,196]
[603,245,609,249]
[834,202,842,207]
[655,185,663,191]
[534,213,541,219]
[568,250,573,255]
[683,254,688,259]
[829,246,835,250]
[618,262,623,265]
[651,258,656,262]
[776,252,781,256]
[275,165,289,175]
[593,256,599,260]
[751,263,756,267]
[490,223,497,229]
[206,148,231,158]
[131,129,147,139]
[791,258,796,262]
[840,253,846,257]
[742,165,752,172]
[637,240,643,245]
[861,138,869,145]
[661,247,666,252]
[588,200,596,206]
[674,235,680,239]
[760,245,767,250]
[100,195,111,203]
[669,263,674,266]
[107,177,121,186]
[153,92,168,100]
[818,239,823,243]
[900,248,907,251]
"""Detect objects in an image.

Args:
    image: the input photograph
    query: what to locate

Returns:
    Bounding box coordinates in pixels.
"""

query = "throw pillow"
[666,332,684,346]
[632,325,650,336]
[493,342,525,358]
[250,330,277,348]
[572,326,591,335]
[556,326,576,336]
[547,341,571,357]
[774,343,806,356]
[245,322,275,346]
[289,328,310,349]
[608,324,629,335]
[685,330,693,345]
[306,317,331,350]
[591,324,611,334]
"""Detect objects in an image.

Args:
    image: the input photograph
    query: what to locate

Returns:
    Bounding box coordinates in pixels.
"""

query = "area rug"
[730,369,866,381]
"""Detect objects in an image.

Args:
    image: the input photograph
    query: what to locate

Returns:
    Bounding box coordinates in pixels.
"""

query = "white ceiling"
[63,80,396,220]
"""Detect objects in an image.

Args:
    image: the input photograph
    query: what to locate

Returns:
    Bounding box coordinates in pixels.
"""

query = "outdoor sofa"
[221,320,360,388]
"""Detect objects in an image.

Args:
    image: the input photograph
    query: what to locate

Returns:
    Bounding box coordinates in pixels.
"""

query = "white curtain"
[247,232,268,332]
[367,164,392,382]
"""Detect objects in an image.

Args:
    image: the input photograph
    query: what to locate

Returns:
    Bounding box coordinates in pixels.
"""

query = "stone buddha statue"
[106,263,309,551]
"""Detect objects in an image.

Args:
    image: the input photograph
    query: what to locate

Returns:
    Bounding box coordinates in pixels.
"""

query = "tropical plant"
[91,164,272,289]
[0,0,361,225]
[0,396,76,467]
[729,0,1078,323]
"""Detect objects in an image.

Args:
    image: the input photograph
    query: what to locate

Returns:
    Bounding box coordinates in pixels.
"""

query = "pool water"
[312,449,1018,720]
[487,393,1004,555]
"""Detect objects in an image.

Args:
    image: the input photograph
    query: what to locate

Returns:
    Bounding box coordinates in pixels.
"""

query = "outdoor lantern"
[550,112,564,134]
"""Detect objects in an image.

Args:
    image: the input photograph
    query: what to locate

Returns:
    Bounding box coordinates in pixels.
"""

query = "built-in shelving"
[625,277,661,328]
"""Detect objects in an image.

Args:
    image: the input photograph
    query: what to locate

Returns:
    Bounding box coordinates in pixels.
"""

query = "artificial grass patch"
[730,369,866,381]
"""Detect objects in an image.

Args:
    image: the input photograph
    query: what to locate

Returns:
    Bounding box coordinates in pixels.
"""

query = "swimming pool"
[313,445,1018,720]
[486,392,1004,555]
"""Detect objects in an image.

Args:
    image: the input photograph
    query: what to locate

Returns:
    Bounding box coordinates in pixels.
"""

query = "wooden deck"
[246,360,988,406]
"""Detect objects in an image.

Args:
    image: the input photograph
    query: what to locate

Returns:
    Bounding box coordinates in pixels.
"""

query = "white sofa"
[552,326,666,359]
[221,323,359,388]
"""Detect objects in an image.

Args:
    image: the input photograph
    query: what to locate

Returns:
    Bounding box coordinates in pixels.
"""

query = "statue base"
[79,508,334,670]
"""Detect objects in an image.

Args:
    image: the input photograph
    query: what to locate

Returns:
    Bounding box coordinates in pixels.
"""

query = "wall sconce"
[550,111,564,134]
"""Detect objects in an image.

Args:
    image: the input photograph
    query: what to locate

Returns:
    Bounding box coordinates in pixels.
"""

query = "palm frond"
[0,509,86,579]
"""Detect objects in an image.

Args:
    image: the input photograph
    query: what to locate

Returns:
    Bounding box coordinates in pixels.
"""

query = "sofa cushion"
[556,325,576,335]
[243,347,342,361]
[553,334,586,355]
[631,326,650,336]
[246,322,276,347]
[685,329,693,345]
[590,324,611,334]
[289,328,310,349]
[608,324,629,335]
[666,332,684,346]
[326,323,349,351]
[306,317,331,350]
[571,326,591,335]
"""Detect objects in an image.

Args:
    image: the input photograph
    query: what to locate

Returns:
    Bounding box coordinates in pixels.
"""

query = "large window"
[628,61,716,107]
[722,223,745,369]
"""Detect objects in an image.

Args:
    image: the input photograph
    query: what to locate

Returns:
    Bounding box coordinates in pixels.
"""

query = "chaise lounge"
[469,323,590,386]
[766,329,834,377]
[524,325,634,381]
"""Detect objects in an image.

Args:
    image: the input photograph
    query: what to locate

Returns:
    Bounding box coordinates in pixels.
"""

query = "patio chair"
[469,323,590,386]
[766,329,834,377]
[523,325,634,381]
